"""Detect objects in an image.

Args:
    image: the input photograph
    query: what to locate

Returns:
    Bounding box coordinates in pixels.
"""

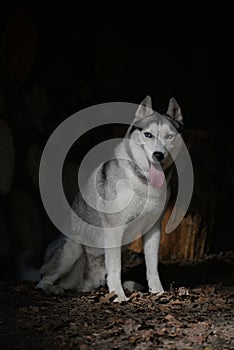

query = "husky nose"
[153,151,164,162]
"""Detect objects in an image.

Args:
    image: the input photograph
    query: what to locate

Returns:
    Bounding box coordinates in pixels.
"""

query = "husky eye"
[144,132,153,138]
[166,133,175,140]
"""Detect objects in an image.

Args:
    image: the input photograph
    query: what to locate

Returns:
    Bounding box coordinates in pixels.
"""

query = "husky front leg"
[105,245,128,302]
[143,223,164,294]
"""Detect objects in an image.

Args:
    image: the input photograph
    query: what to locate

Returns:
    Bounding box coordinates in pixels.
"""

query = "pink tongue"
[149,163,165,188]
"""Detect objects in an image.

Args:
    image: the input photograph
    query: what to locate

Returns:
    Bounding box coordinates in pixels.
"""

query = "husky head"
[127,96,184,188]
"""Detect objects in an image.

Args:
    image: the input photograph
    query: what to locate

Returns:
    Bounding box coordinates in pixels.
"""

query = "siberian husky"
[36,96,184,302]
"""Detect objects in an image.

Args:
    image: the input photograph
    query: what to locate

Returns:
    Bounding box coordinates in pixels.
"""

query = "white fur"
[37,96,183,302]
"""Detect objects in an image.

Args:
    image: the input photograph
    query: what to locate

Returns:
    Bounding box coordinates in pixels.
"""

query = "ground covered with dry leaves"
[0,252,234,350]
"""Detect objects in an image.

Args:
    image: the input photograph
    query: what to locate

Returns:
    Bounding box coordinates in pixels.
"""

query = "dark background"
[0,3,233,276]
[0,3,233,130]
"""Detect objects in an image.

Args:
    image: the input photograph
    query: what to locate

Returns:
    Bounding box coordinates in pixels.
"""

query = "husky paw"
[36,282,65,295]
[150,288,164,295]
[149,283,164,295]
[113,294,129,303]
[152,291,164,296]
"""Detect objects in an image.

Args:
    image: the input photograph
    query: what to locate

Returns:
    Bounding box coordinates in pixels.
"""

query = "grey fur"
[36,96,183,302]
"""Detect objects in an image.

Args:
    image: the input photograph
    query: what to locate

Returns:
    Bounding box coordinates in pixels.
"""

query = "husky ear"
[135,95,153,120]
[166,97,183,122]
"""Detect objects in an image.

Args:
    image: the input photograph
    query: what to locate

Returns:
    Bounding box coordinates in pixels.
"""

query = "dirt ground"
[0,251,234,350]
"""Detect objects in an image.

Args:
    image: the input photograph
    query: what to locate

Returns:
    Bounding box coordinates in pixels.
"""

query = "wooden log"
[0,118,15,194]
[159,209,209,262]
